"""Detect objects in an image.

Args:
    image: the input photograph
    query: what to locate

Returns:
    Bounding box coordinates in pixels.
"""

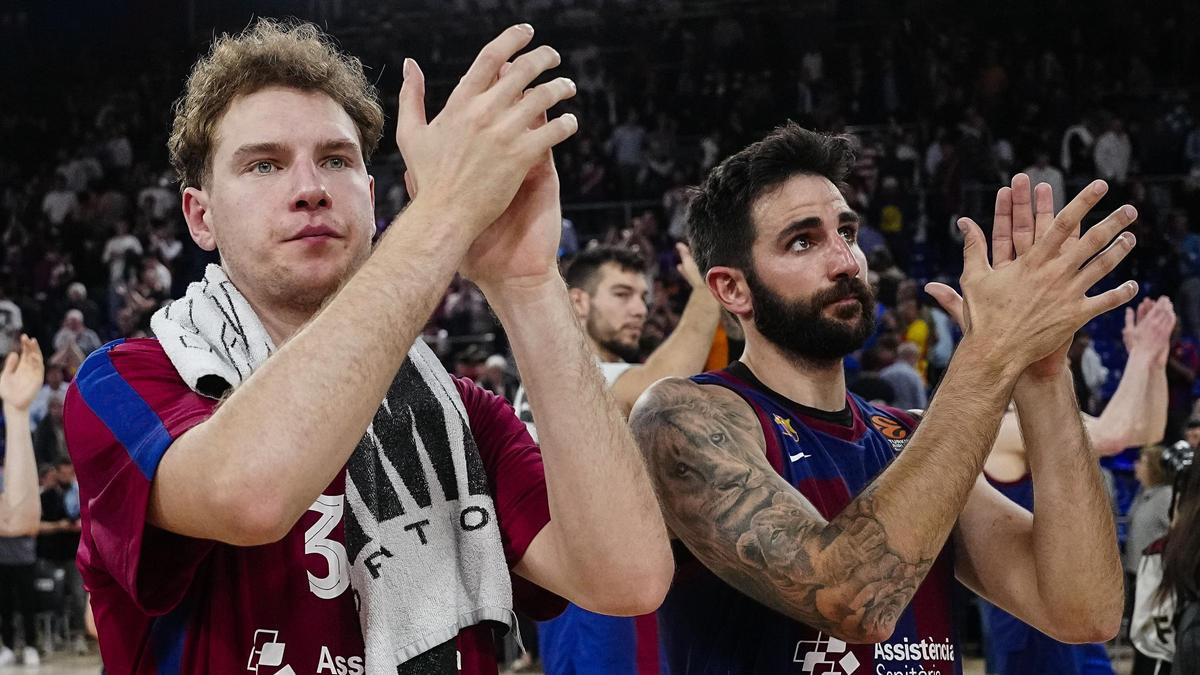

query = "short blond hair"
[168,18,385,191]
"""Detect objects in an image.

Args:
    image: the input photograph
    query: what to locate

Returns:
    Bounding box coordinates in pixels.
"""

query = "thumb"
[925,282,966,329]
[957,217,990,276]
[396,58,427,146]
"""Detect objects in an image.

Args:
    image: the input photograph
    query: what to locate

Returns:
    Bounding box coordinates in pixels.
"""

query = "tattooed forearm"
[630,378,934,642]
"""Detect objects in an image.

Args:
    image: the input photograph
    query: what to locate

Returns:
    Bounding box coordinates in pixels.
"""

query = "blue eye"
[327,157,346,169]
[254,161,275,174]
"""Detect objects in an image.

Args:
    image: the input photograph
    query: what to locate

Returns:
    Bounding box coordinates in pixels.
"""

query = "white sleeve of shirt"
[598,361,636,387]
[1132,551,1175,663]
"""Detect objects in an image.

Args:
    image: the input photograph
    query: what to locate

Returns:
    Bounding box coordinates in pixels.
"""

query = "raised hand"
[1123,296,1176,366]
[926,177,1138,376]
[675,243,706,291]
[0,336,44,412]
[461,109,566,289]
[394,24,578,238]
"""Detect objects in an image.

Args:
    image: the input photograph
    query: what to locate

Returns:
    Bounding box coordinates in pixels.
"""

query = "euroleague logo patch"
[869,414,910,453]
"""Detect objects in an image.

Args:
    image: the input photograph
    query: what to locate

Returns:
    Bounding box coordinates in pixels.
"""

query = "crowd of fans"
[0,0,1199,668]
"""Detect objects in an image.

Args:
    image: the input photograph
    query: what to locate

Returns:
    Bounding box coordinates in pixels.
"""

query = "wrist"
[1019,355,1071,385]
[1126,345,1163,365]
[2,402,29,418]
[1014,364,1071,399]
[393,199,480,252]
[955,334,1026,385]
[479,273,566,312]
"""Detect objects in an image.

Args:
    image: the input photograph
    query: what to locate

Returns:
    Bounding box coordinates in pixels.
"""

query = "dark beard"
[597,336,642,363]
[744,268,876,365]
[588,313,643,362]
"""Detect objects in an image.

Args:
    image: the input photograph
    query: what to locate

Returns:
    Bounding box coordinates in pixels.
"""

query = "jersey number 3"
[305,494,351,599]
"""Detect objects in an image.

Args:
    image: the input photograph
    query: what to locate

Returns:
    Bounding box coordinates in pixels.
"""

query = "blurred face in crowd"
[577,262,649,362]
[45,366,64,389]
[181,86,376,314]
[726,173,874,365]
[1186,424,1200,449]
[64,311,84,332]
[56,463,75,486]
[48,397,64,423]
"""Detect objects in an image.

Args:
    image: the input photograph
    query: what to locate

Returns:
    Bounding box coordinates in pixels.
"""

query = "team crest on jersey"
[869,414,910,453]
[773,414,801,442]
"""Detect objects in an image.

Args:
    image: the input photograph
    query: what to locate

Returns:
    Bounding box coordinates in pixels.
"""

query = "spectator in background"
[100,219,142,284]
[49,309,102,377]
[881,341,928,410]
[28,364,67,432]
[37,459,86,653]
[149,223,184,267]
[1095,117,1133,185]
[1150,452,1200,673]
[1124,444,1174,656]
[476,354,518,402]
[59,282,102,333]
[926,298,956,391]
[136,173,180,222]
[895,296,930,381]
[33,395,67,466]
[41,175,78,226]
[1025,153,1066,212]
[1170,320,1200,440]
[52,310,101,359]
[1169,210,1200,337]
[104,123,133,171]
[1060,117,1095,176]
[849,344,896,406]
[0,284,22,357]
[609,109,647,197]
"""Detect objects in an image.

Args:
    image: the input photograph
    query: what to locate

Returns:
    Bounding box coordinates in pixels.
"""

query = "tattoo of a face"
[630,378,934,640]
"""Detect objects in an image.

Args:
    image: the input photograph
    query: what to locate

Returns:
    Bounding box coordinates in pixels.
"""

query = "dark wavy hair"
[564,245,647,295]
[686,121,855,275]
[1161,458,1200,602]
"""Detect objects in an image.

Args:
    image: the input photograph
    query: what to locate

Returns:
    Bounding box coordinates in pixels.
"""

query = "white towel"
[152,264,515,673]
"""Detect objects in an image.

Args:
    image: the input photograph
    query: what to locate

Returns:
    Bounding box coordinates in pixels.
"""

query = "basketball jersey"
[657,362,961,675]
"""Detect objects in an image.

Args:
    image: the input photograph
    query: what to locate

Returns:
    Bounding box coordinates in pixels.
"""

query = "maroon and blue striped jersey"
[657,362,961,675]
[64,338,563,675]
